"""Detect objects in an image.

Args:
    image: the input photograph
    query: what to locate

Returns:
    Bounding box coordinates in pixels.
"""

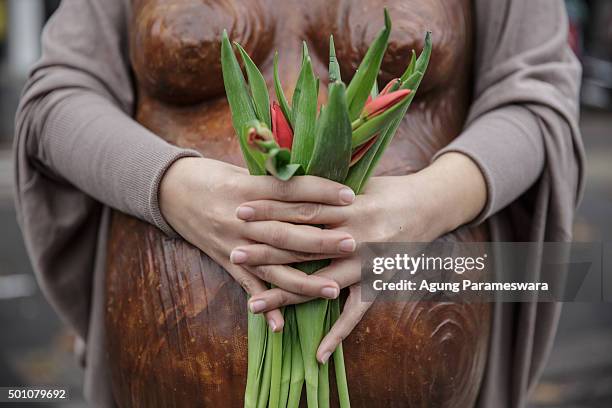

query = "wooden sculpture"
[105,1,491,406]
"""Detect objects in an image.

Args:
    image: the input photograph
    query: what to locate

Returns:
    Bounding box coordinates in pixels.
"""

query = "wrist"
[159,156,201,234]
[412,152,488,237]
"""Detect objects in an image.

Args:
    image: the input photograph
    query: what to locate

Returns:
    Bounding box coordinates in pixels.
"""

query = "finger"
[248,287,312,313]
[245,264,340,299]
[236,200,350,225]
[230,244,343,266]
[263,306,284,332]
[245,175,355,206]
[224,263,284,332]
[316,285,372,363]
[242,221,356,254]
[246,258,361,314]
[315,257,361,289]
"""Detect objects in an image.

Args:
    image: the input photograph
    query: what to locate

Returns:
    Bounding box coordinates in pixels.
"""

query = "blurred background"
[0,0,610,407]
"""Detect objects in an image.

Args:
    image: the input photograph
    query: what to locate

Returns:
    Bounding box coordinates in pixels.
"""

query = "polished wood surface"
[106,1,491,406]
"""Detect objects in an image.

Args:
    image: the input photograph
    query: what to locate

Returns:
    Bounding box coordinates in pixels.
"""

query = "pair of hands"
[160,153,486,363]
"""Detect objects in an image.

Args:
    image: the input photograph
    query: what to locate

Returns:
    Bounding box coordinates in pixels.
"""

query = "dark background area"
[0,1,610,407]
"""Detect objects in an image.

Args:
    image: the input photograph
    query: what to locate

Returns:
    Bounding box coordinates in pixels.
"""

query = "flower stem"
[331,298,351,408]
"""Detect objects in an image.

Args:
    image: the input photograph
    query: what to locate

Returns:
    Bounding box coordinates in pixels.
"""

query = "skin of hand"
[235,152,487,362]
[159,157,360,331]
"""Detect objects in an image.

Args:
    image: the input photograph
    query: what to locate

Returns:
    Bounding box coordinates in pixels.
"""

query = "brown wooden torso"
[106,1,491,406]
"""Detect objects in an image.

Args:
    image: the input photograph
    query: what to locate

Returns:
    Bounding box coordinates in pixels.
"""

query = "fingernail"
[268,318,277,331]
[236,206,255,220]
[339,238,356,253]
[250,300,266,313]
[321,286,339,299]
[230,249,248,264]
[320,351,332,364]
[339,188,355,204]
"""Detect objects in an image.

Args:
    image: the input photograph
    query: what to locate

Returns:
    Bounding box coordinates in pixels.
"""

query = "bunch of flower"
[221,10,431,407]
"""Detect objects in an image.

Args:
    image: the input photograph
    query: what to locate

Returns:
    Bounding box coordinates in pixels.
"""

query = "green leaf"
[268,328,283,408]
[351,64,427,150]
[361,71,427,184]
[235,42,271,129]
[400,49,417,83]
[345,9,391,121]
[349,71,426,193]
[256,326,274,408]
[290,43,318,168]
[273,52,293,127]
[329,35,341,83]
[301,40,310,60]
[246,119,303,181]
[279,308,293,408]
[351,91,409,148]
[221,30,266,175]
[401,70,425,92]
[287,309,304,408]
[306,81,352,182]
[347,69,426,192]
[370,80,379,99]
[265,148,303,181]
[344,130,386,193]
[318,306,331,408]
[290,259,330,408]
[331,298,350,408]
[296,299,328,408]
[244,311,267,408]
[415,31,433,78]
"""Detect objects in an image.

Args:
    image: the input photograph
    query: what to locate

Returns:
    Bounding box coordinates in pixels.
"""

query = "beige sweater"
[14,0,584,406]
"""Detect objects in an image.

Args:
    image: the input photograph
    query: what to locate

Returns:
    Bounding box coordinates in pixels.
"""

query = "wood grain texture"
[106,0,491,406]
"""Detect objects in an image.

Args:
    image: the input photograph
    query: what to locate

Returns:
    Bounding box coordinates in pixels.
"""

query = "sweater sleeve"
[432,0,582,225]
[16,0,201,236]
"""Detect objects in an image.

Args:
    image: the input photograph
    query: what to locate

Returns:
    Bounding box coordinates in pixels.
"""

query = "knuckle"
[332,332,346,345]
[317,236,328,253]
[353,303,368,321]
[277,290,289,306]
[238,277,255,294]
[269,225,288,247]
[306,175,335,190]
[295,251,318,262]
[297,203,322,223]
[271,179,293,199]
[340,205,356,223]
[259,202,272,220]
[295,277,308,294]
[255,265,272,282]
[207,212,225,234]
[224,174,243,196]
[259,246,272,263]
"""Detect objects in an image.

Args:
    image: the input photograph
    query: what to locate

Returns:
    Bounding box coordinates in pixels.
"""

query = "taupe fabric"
[434,3,584,406]
[13,0,583,407]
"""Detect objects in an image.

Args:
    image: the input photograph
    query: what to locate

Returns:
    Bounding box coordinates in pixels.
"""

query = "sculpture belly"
[106,0,490,406]
[106,215,490,408]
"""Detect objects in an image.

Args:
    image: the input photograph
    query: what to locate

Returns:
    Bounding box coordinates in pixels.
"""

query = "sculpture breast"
[106,1,491,406]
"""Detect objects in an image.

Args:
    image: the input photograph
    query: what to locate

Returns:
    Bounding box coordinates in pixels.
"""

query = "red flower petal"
[350,134,379,167]
[247,126,273,153]
[379,78,401,96]
[362,89,411,119]
[271,101,293,150]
